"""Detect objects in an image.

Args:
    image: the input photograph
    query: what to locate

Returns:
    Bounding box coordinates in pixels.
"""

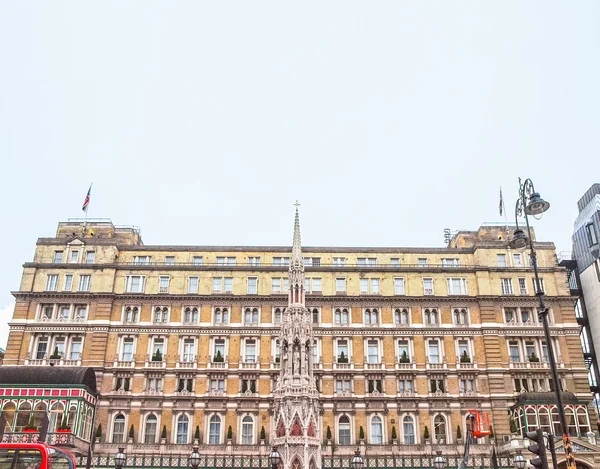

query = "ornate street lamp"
[508,177,576,469]
[513,453,526,469]
[188,446,201,469]
[433,451,446,469]
[351,448,364,469]
[269,447,281,469]
[114,447,126,469]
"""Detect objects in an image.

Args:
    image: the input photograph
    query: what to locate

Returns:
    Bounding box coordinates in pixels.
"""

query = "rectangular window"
[165,256,175,265]
[63,274,73,291]
[192,256,203,265]
[333,257,345,266]
[360,278,368,294]
[442,258,459,267]
[283,278,289,292]
[418,258,428,267]
[312,278,322,292]
[586,223,598,246]
[460,378,474,393]
[245,339,256,363]
[337,340,349,361]
[447,278,466,295]
[248,277,258,294]
[78,275,91,292]
[336,379,351,392]
[36,338,48,359]
[336,278,346,292]
[213,277,223,293]
[497,254,507,267]
[224,277,233,292]
[428,341,440,364]
[397,340,410,361]
[423,278,434,295]
[122,338,134,361]
[85,251,95,264]
[69,250,79,263]
[272,278,281,293]
[457,340,470,360]
[41,305,53,320]
[213,339,226,359]
[509,341,520,362]
[358,258,377,266]
[398,378,413,393]
[248,256,260,266]
[532,278,545,294]
[394,278,405,295]
[75,305,87,319]
[216,257,225,265]
[187,277,199,294]
[429,378,445,393]
[210,378,225,392]
[46,275,58,291]
[126,276,145,293]
[132,255,151,265]
[391,258,400,267]
[513,253,522,266]
[159,276,170,293]
[53,251,63,263]
[371,279,380,294]
[367,340,379,364]
[58,305,70,320]
[501,278,514,295]
[518,278,528,295]
[272,257,290,266]
[70,338,83,360]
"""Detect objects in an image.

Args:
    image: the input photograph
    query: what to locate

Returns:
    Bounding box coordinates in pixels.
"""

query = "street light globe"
[524,192,550,216]
[269,447,281,469]
[188,446,201,469]
[508,229,529,251]
[513,453,526,469]
[351,449,364,469]
[433,454,446,469]
[114,448,126,469]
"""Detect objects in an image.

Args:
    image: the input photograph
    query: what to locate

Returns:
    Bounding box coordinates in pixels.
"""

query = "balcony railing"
[239,360,259,370]
[364,360,384,370]
[113,356,136,368]
[333,360,354,370]
[144,356,166,369]
[456,359,476,370]
[177,357,197,369]
[426,358,447,370]
[36,315,87,323]
[25,354,82,367]
[207,356,228,369]
[395,357,415,370]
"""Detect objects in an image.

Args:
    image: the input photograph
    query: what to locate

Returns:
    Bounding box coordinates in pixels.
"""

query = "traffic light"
[526,429,548,469]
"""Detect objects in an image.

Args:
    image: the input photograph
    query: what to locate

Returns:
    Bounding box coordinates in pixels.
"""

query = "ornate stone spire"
[271,203,321,469]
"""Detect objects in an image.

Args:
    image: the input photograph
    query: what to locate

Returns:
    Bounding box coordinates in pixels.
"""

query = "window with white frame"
[367,378,383,393]
[446,278,467,295]
[394,278,405,295]
[53,251,63,263]
[121,338,135,361]
[40,304,54,320]
[247,277,258,294]
[58,304,70,320]
[177,377,193,393]
[459,378,475,394]
[336,278,346,292]
[508,340,520,362]
[532,278,545,294]
[303,257,321,266]
[518,277,528,295]
[273,307,284,324]
[182,339,195,362]
[334,308,350,325]
[159,276,170,293]
[241,416,254,444]
[428,340,441,364]
[63,274,73,291]
[144,415,157,443]
[244,307,259,324]
[153,306,169,323]
[395,308,410,325]
[397,339,410,363]
[391,258,400,267]
[213,277,233,293]
[69,250,80,263]
[75,304,87,320]
[457,339,470,362]
[213,338,226,362]
[272,257,290,266]
[418,258,428,267]
[403,415,415,444]
[132,255,151,265]
[497,254,507,267]
[367,339,379,364]
[453,308,468,325]
[501,278,514,295]
[248,256,260,266]
[364,308,379,325]
[333,257,345,266]
[176,414,189,444]
[513,253,522,266]
[423,308,439,325]
[423,278,434,295]
[78,275,91,292]
[442,258,459,267]
[216,257,237,266]
[209,378,225,393]
[126,276,145,293]
[53,337,65,357]
[35,337,48,359]
[371,279,380,294]
[430,378,445,394]
[69,337,83,360]
[398,379,414,394]
[338,415,351,444]
[46,275,58,291]
[187,277,199,294]
[183,306,199,323]
[370,416,383,444]
[433,415,447,443]
[83,251,94,264]
[124,306,139,323]
[192,256,203,265]
[305,278,322,293]
[112,414,126,443]
[336,339,349,363]
[244,339,257,363]
[358,258,377,266]
[213,307,229,324]
[165,256,175,265]
[209,415,221,444]
[151,338,165,361]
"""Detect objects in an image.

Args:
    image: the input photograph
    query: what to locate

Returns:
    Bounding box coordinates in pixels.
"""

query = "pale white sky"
[1,2,599,349]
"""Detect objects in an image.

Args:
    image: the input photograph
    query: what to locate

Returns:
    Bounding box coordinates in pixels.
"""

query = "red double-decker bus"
[0,443,76,469]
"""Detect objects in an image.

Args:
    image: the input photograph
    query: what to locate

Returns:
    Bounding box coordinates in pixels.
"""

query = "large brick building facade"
[2,216,592,461]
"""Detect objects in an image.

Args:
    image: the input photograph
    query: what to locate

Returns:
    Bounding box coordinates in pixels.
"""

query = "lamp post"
[114,447,126,469]
[269,447,281,469]
[508,177,576,469]
[513,452,526,469]
[351,448,364,469]
[188,446,201,469]
[433,451,446,469]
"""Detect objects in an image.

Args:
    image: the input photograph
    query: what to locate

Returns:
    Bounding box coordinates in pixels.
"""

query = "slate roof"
[0,366,97,394]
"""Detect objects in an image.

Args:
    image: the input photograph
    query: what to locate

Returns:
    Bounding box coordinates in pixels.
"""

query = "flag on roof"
[82,184,92,213]
[499,187,504,216]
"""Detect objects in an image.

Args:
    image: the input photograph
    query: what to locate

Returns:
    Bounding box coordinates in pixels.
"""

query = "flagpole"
[84,183,92,237]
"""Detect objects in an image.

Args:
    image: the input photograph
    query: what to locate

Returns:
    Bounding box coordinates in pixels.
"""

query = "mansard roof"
[0,366,97,394]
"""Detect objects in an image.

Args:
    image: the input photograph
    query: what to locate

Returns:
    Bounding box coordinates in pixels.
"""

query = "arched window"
[338,416,351,445]
[364,310,371,325]
[125,306,138,322]
[33,402,47,430]
[144,415,157,443]
[453,308,468,325]
[274,308,283,325]
[576,406,590,435]
[112,414,125,443]
[209,415,221,445]
[241,416,254,444]
[176,414,189,444]
[525,405,538,432]
[433,415,446,443]
[431,309,438,324]
[514,408,525,436]
[371,309,378,324]
[395,308,409,325]
[538,406,551,435]
[244,308,259,324]
[371,416,383,444]
[2,403,16,431]
[154,306,168,323]
[403,416,415,444]
[312,308,319,324]
[342,308,349,324]
[550,406,561,435]
[565,407,577,436]
[185,307,199,323]
[16,402,31,431]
